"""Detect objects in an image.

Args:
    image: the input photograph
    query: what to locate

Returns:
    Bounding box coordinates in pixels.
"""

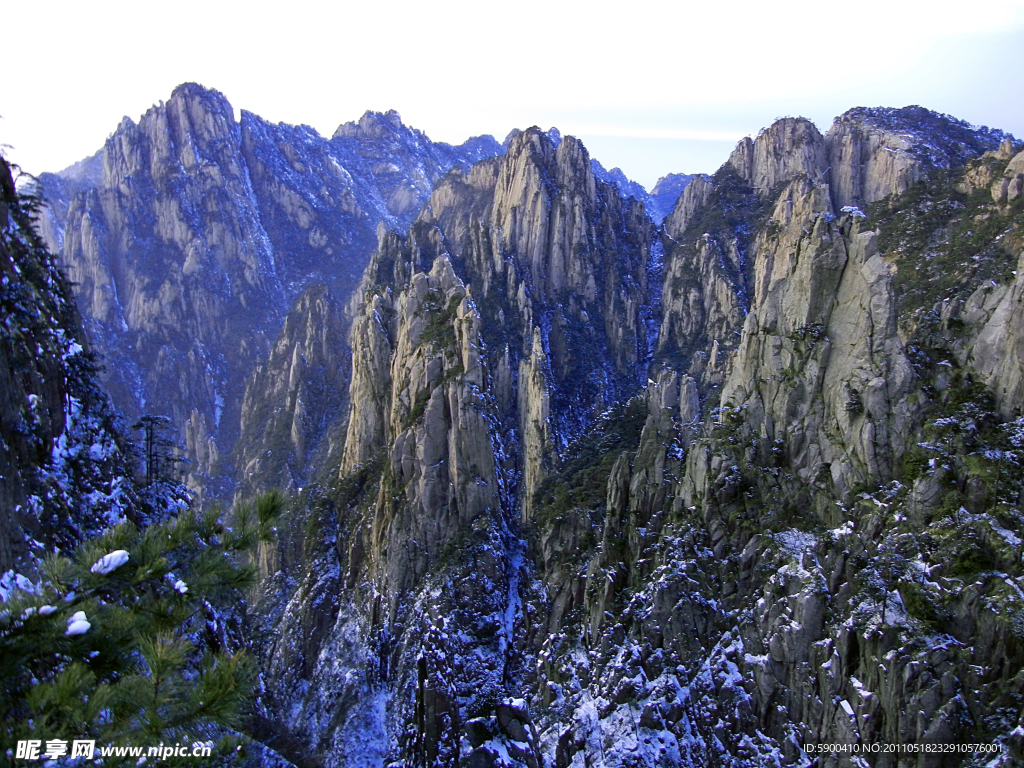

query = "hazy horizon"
[4,0,1023,189]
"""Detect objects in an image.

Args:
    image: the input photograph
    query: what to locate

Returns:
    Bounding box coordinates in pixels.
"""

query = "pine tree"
[132,415,188,488]
[0,491,286,766]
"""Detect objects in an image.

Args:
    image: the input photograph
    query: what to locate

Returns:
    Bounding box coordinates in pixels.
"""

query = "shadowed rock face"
[24,90,1024,766]
[254,106,1024,768]
[0,156,143,573]
[35,83,501,500]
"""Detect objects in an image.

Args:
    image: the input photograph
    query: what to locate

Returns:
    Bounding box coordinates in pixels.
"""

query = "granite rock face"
[35,84,501,500]
[26,92,1024,767]
[719,178,916,499]
[663,174,712,241]
[262,127,658,765]
[58,85,283,498]
[256,106,1024,768]
[728,117,828,197]
[235,284,349,504]
[825,106,1012,211]
[649,172,700,224]
[536,111,1023,768]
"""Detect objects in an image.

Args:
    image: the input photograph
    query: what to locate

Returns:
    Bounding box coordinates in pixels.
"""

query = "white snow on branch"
[90,550,130,575]
[66,610,90,636]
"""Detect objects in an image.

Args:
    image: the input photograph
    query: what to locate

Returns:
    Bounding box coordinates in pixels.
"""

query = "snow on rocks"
[774,529,817,559]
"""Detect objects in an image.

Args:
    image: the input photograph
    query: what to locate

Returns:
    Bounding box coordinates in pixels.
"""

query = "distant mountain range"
[31,84,693,501]
[9,84,1024,766]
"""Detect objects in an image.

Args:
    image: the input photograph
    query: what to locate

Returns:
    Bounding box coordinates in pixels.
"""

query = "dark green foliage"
[789,322,826,351]
[417,291,460,349]
[333,452,384,514]
[326,453,386,569]
[948,533,998,577]
[1,155,155,563]
[656,166,768,372]
[532,397,648,523]
[679,165,767,258]
[845,388,864,415]
[0,492,285,764]
[403,388,432,430]
[435,522,475,572]
[899,445,930,484]
[132,415,186,488]
[868,163,1022,323]
[899,581,945,629]
[913,365,1024,516]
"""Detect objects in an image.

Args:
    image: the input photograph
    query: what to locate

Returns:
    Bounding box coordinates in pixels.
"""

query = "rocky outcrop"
[990,144,1024,204]
[39,83,502,500]
[58,84,282,498]
[663,174,712,241]
[649,172,699,224]
[342,126,658,595]
[250,106,1022,768]
[719,177,915,498]
[332,109,501,224]
[953,248,1024,418]
[825,105,1009,210]
[728,117,828,196]
[235,284,349,499]
[31,151,103,258]
[416,129,655,511]
[370,255,500,605]
[525,111,1024,767]
[265,238,524,768]
[826,120,921,211]
[657,226,747,387]
[261,127,660,765]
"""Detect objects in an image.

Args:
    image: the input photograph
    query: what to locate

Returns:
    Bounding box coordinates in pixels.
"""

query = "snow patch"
[66,610,90,636]
[91,550,130,575]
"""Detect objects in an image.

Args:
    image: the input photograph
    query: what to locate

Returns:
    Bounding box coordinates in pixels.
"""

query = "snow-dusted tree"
[132,415,187,488]
[860,536,913,625]
[0,491,286,764]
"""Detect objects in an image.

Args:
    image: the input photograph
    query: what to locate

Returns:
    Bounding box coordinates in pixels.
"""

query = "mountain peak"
[727,116,826,195]
[164,82,235,119]
[332,109,415,141]
[832,105,1010,167]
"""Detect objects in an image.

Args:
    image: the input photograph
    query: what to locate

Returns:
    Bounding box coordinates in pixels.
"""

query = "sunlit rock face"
[36,83,501,499]
[32,90,1024,767]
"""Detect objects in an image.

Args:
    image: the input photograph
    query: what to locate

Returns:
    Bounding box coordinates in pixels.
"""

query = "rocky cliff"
[35,84,502,500]
[253,106,1024,768]
[21,89,1024,766]
[533,112,1024,768]
[257,126,659,765]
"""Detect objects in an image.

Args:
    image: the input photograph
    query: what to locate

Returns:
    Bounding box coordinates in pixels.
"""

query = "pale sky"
[3,0,1023,189]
